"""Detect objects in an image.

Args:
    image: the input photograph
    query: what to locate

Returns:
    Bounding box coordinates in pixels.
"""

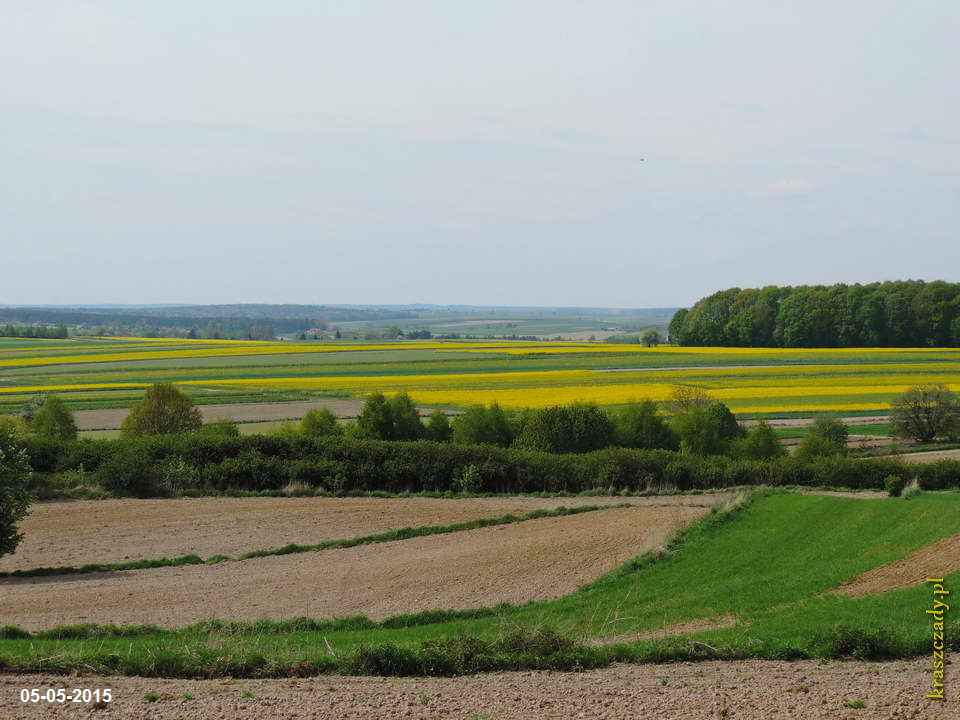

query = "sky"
[1,1,958,308]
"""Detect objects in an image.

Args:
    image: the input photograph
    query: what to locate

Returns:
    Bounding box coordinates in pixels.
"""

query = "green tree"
[730,421,785,460]
[891,384,960,443]
[120,384,203,438]
[514,403,615,454]
[795,416,848,460]
[611,400,679,450]
[640,329,662,347]
[667,308,688,345]
[389,392,424,440]
[300,408,342,438]
[0,424,31,558]
[452,403,513,447]
[356,392,396,440]
[425,410,453,442]
[31,395,77,441]
[672,401,743,456]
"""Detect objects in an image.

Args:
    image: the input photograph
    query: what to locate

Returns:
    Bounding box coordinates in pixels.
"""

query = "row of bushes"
[21,433,960,498]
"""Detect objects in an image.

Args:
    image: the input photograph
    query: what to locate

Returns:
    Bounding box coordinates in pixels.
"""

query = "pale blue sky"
[2,1,958,307]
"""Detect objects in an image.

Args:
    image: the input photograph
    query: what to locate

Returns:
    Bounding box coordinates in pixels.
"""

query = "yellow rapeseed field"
[3,337,959,415]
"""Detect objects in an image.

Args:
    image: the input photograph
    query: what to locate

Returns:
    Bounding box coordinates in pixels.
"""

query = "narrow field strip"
[835,532,960,597]
[0,503,631,579]
[1,496,710,572]
[0,505,706,630]
[592,615,739,646]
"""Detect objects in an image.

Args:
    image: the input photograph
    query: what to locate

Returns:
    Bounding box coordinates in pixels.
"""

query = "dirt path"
[0,656,946,719]
[836,532,960,597]
[742,415,889,428]
[0,495,726,573]
[72,399,369,430]
[593,615,738,646]
[1,505,706,630]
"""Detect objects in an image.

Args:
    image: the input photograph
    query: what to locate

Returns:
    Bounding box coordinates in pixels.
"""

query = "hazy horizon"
[3,2,958,307]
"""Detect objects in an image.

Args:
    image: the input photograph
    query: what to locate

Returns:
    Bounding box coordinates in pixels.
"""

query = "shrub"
[884,474,906,497]
[0,415,30,441]
[300,409,342,438]
[457,464,483,493]
[389,393,424,440]
[673,402,742,456]
[452,403,513,447]
[514,403,615,454]
[0,426,32,557]
[120,384,203,438]
[611,401,679,451]
[30,395,78,442]
[97,446,164,497]
[731,421,785,460]
[902,479,923,499]
[795,417,848,460]
[425,410,453,443]
[20,426,960,498]
[200,420,241,438]
[891,384,960,443]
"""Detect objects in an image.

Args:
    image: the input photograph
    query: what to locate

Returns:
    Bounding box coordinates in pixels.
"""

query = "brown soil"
[0,495,725,572]
[73,399,369,430]
[1,505,706,630]
[0,656,947,719]
[836,532,960,597]
[743,415,890,428]
[799,490,887,500]
[896,448,960,464]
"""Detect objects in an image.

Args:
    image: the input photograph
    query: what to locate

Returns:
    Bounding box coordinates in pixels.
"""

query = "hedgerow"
[19,433,960,498]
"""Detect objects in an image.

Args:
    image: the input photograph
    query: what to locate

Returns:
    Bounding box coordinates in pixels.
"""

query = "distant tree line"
[1,324,68,339]
[669,281,960,347]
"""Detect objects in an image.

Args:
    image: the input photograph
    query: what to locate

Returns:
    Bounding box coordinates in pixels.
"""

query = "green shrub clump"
[884,474,906,497]
[300,409,342,438]
[452,403,513,447]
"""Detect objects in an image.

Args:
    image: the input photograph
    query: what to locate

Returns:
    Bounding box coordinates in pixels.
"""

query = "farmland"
[2,336,960,420]
[3,490,960,720]
[4,335,960,714]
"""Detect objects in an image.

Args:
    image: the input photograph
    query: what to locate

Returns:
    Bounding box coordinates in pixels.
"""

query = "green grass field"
[2,491,956,677]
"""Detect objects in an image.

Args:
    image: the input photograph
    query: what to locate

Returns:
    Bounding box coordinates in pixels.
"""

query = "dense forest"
[669,281,960,348]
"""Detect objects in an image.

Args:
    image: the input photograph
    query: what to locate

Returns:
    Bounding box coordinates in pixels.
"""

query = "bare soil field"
[896,448,960,464]
[1,656,945,719]
[836,531,960,597]
[0,495,724,573]
[73,399,369,430]
[1,504,707,630]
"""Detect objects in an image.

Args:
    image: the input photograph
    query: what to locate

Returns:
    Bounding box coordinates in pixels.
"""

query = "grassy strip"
[0,503,627,579]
